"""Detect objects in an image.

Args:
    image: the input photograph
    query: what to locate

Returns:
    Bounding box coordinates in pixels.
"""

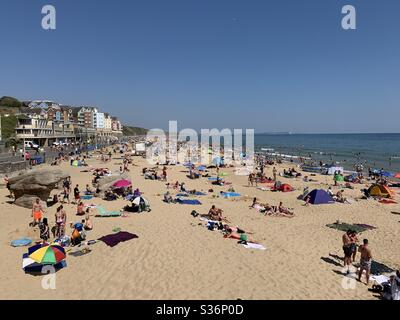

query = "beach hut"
[306,189,334,205]
[368,185,393,198]
[279,184,294,192]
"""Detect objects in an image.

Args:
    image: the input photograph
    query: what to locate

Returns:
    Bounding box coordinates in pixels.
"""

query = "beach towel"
[221,192,241,198]
[98,231,138,247]
[208,177,218,181]
[379,199,398,204]
[176,193,189,197]
[176,199,202,205]
[11,238,32,247]
[95,206,121,217]
[242,243,266,250]
[371,261,395,275]
[371,275,390,285]
[326,222,376,233]
[81,195,93,200]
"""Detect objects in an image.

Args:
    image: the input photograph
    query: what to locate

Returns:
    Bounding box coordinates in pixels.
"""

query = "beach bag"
[207,221,215,231]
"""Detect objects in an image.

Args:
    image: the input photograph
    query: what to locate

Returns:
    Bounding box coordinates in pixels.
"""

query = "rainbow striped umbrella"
[29,244,66,265]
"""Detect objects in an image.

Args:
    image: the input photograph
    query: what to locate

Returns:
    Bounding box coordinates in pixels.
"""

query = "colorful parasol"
[29,244,66,265]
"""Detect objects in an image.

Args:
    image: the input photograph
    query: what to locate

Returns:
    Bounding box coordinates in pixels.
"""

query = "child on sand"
[39,218,50,243]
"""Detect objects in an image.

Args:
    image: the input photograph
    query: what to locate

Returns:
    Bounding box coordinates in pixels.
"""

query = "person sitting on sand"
[277,202,294,217]
[358,239,372,285]
[76,202,85,216]
[85,184,94,195]
[31,198,45,226]
[84,211,93,231]
[381,272,400,300]
[327,186,334,197]
[70,220,86,246]
[208,205,223,221]
[180,182,187,192]
[163,191,173,203]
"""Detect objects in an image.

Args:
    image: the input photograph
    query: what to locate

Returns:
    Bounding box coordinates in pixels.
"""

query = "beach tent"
[306,189,335,205]
[327,166,344,175]
[368,185,394,198]
[212,157,224,166]
[279,184,294,192]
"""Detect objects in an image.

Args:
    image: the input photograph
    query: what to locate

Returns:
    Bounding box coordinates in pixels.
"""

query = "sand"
[0,151,399,300]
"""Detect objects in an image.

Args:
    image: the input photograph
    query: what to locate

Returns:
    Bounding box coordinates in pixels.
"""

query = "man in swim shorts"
[342,230,353,272]
[31,198,44,226]
[358,239,372,285]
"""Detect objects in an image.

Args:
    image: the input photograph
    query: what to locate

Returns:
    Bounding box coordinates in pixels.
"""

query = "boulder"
[95,173,130,197]
[9,168,69,203]
[14,195,48,209]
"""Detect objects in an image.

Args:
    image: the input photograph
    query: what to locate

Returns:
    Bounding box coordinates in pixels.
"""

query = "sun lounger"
[95,206,121,217]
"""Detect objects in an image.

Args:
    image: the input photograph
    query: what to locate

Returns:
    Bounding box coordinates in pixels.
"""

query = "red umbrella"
[394,173,400,179]
[112,179,132,189]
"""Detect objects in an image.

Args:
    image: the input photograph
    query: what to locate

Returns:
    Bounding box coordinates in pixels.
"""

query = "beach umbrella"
[113,179,132,189]
[132,196,149,206]
[29,244,66,265]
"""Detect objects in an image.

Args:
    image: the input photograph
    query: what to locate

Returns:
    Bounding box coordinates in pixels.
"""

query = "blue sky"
[1,0,399,133]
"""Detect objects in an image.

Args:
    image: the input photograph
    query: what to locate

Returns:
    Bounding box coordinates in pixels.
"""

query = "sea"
[254,133,400,173]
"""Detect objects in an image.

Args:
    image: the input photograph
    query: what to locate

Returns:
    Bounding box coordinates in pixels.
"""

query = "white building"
[93,112,105,129]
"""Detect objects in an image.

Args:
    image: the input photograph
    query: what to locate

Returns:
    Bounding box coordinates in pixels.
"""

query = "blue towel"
[221,192,241,197]
[11,238,32,247]
[176,199,202,205]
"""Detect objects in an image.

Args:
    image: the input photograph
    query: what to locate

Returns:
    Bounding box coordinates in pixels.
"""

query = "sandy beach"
[0,150,399,300]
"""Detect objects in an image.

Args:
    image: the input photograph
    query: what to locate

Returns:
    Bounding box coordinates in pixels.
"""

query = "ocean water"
[254,133,400,172]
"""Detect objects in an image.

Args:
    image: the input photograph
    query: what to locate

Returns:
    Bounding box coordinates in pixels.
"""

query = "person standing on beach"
[273,167,277,181]
[73,184,80,204]
[31,198,45,226]
[350,231,359,262]
[358,239,372,285]
[342,230,353,271]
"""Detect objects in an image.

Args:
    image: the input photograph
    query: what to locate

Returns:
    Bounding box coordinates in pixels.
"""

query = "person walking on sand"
[342,230,353,272]
[358,239,372,285]
[273,167,277,181]
[31,198,45,226]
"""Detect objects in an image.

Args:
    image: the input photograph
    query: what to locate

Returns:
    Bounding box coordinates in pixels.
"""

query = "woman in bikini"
[55,205,67,238]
